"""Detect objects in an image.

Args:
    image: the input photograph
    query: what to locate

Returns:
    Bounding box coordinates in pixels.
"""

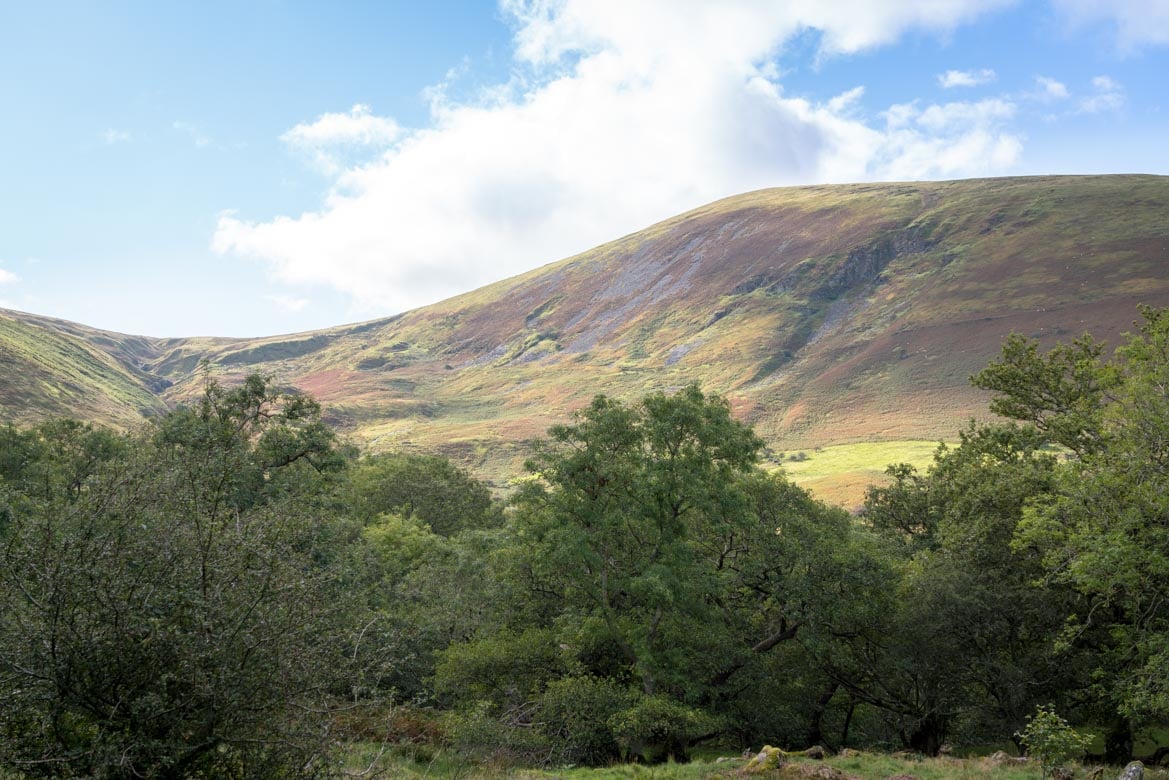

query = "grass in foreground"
[339,744,1169,780]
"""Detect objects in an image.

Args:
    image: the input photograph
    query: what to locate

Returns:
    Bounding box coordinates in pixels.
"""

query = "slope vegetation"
[3,175,1167,500]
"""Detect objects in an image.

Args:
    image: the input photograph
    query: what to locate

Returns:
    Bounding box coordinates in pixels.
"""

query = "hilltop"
[3,174,1167,503]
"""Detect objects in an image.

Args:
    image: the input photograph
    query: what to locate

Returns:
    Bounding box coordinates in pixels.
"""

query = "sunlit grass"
[774,440,941,507]
[777,440,941,480]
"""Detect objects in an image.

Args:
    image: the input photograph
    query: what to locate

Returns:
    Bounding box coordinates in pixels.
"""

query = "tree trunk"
[806,682,839,748]
[840,698,857,749]
[1104,714,1133,764]
[907,713,946,756]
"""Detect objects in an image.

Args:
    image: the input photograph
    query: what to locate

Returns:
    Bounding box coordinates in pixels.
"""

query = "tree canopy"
[4,308,1169,774]
[0,377,369,778]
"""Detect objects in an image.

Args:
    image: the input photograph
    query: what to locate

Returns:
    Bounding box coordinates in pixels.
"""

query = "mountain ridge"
[3,174,1168,502]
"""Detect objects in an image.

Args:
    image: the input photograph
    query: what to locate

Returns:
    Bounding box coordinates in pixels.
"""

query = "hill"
[3,174,1167,504]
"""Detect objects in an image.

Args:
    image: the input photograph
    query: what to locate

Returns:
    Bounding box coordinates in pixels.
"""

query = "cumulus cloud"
[938,68,996,88]
[875,98,1021,180]
[1054,0,1169,50]
[214,0,1024,316]
[0,268,20,284]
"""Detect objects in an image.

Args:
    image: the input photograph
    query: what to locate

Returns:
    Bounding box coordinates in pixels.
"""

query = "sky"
[1,1,1167,338]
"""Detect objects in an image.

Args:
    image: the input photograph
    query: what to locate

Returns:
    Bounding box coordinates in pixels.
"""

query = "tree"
[431,385,889,763]
[345,451,500,534]
[0,376,370,779]
[515,384,763,698]
[846,424,1076,754]
[977,307,1169,758]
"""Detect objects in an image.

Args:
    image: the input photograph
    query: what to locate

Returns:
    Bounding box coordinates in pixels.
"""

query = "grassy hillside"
[0,311,170,427]
[3,175,1167,504]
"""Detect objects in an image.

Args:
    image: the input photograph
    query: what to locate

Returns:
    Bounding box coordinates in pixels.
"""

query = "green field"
[776,440,943,508]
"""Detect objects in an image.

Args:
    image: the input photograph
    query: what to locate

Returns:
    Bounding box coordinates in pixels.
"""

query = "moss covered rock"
[745,746,788,773]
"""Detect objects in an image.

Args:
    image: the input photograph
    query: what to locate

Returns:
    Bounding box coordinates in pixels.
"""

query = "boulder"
[744,746,787,774]
[1119,761,1144,780]
[984,750,1029,767]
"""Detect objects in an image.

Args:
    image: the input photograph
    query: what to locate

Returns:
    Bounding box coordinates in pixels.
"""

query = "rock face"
[1119,761,1144,780]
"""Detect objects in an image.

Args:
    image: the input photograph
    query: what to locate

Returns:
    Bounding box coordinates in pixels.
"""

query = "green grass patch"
[823,752,1042,779]
[778,440,941,482]
[775,440,943,508]
[335,744,1158,779]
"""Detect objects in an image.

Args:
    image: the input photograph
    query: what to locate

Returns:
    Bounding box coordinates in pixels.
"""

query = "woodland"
[1,307,1168,778]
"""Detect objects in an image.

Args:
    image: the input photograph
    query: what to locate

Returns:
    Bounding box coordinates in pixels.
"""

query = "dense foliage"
[0,378,368,778]
[2,308,1169,776]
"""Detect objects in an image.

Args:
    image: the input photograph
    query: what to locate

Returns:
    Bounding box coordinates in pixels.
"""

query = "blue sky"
[1,1,1167,337]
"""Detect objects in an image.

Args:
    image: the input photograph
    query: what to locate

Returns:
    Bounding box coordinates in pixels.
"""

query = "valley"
[3,174,1167,505]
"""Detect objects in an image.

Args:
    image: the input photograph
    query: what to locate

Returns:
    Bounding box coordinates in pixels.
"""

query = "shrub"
[444,702,552,767]
[607,695,720,763]
[1016,704,1091,779]
[539,676,633,766]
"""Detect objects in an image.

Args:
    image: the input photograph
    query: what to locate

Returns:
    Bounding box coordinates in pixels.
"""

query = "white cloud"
[103,128,131,144]
[0,268,20,285]
[214,0,1025,316]
[1079,74,1125,113]
[1054,0,1169,50]
[283,104,400,147]
[1035,76,1070,100]
[938,68,996,88]
[264,294,310,313]
[876,98,1022,179]
[826,86,866,114]
[173,121,210,148]
[281,104,400,174]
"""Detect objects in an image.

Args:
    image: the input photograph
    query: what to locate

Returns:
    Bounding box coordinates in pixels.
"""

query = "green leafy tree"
[360,512,508,701]
[515,385,763,697]
[345,451,500,534]
[0,419,126,506]
[0,376,370,779]
[435,385,885,762]
[846,424,1075,754]
[977,306,1169,758]
[1016,704,1091,779]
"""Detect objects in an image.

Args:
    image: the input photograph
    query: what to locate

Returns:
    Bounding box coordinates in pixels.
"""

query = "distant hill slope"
[4,175,1168,499]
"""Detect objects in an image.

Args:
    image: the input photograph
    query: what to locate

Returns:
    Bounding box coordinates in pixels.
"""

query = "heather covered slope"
[3,175,1167,494]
